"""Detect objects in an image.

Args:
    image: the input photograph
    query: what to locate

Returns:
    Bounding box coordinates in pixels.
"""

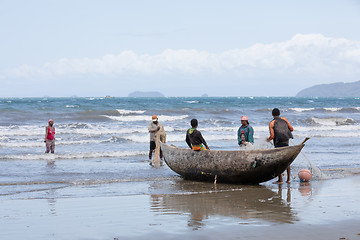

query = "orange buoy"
[298,169,312,182]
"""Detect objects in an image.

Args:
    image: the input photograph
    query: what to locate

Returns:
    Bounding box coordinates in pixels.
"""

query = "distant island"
[128,91,165,98]
[296,80,360,97]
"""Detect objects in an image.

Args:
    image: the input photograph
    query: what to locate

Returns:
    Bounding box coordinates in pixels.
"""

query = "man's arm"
[282,117,294,131]
[185,131,192,149]
[198,132,209,149]
[248,126,254,143]
[237,127,242,145]
[44,126,48,141]
[148,123,160,133]
[267,121,275,141]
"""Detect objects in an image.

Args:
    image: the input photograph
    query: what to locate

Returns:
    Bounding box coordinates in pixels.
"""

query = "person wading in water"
[148,115,164,160]
[267,108,294,183]
[45,119,55,154]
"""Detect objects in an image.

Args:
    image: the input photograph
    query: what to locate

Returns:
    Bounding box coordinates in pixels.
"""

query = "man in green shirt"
[237,116,254,147]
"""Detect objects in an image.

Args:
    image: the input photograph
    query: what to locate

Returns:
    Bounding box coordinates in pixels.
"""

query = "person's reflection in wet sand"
[45,160,57,215]
[46,189,57,216]
[47,160,55,168]
[150,194,206,230]
[188,212,204,230]
[277,183,292,204]
[287,184,291,203]
[149,194,164,212]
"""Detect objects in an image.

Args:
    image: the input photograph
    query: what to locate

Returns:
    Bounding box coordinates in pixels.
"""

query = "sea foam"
[0,151,147,161]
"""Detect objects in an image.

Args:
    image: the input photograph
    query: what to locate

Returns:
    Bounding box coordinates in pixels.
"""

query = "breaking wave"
[116,109,146,115]
[308,117,356,126]
[289,108,315,112]
[103,114,188,122]
[0,151,147,161]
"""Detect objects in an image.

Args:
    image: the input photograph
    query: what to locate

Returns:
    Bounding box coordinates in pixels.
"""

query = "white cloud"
[7,34,360,79]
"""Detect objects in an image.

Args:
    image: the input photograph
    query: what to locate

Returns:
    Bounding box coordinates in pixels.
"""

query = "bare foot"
[273,181,283,184]
[286,180,291,183]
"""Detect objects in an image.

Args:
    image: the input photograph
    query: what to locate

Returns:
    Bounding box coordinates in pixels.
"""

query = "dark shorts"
[150,141,156,151]
[275,141,289,148]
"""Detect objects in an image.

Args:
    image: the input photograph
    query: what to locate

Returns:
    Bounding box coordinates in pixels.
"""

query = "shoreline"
[1,175,359,239]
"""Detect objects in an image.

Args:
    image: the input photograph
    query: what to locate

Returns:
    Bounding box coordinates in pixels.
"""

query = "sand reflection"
[150,181,297,230]
[298,182,312,196]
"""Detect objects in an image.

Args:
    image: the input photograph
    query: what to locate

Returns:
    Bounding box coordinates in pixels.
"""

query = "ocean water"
[1,97,360,199]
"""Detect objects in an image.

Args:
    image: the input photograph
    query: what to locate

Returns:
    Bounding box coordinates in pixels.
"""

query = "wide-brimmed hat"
[241,116,248,121]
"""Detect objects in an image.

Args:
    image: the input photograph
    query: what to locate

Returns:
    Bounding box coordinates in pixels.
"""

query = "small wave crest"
[289,108,315,112]
[322,107,360,113]
[0,124,177,139]
[0,151,147,161]
[308,117,356,126]
[323,107,342,112]
[0,176,178,189]
[116,109,146,115]
[66,122,92,129]
[103,114,188,122]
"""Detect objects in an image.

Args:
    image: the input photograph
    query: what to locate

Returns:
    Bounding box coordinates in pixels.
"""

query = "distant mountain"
[296,80,360,97]
[128,91,165,98]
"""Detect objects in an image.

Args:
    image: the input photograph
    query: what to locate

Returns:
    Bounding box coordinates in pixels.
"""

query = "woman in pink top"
[45,119,55,153]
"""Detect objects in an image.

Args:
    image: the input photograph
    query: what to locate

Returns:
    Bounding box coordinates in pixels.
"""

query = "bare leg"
[149,150,152,160]
[274,173,284,184]
[286,166,291,183]
[50,141,55,154]
[286,184,291,203]
[45,140,50,153]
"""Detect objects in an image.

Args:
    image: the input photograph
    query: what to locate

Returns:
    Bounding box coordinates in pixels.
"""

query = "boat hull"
[161,143,305,184]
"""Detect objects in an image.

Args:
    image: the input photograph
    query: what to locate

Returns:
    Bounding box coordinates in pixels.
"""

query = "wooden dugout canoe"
[160,140,307,184]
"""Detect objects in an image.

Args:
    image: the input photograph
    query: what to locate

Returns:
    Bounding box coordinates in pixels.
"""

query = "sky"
[1,0,360,97]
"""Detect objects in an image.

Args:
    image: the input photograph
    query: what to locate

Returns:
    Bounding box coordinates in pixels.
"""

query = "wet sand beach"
[1,175,359,240]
